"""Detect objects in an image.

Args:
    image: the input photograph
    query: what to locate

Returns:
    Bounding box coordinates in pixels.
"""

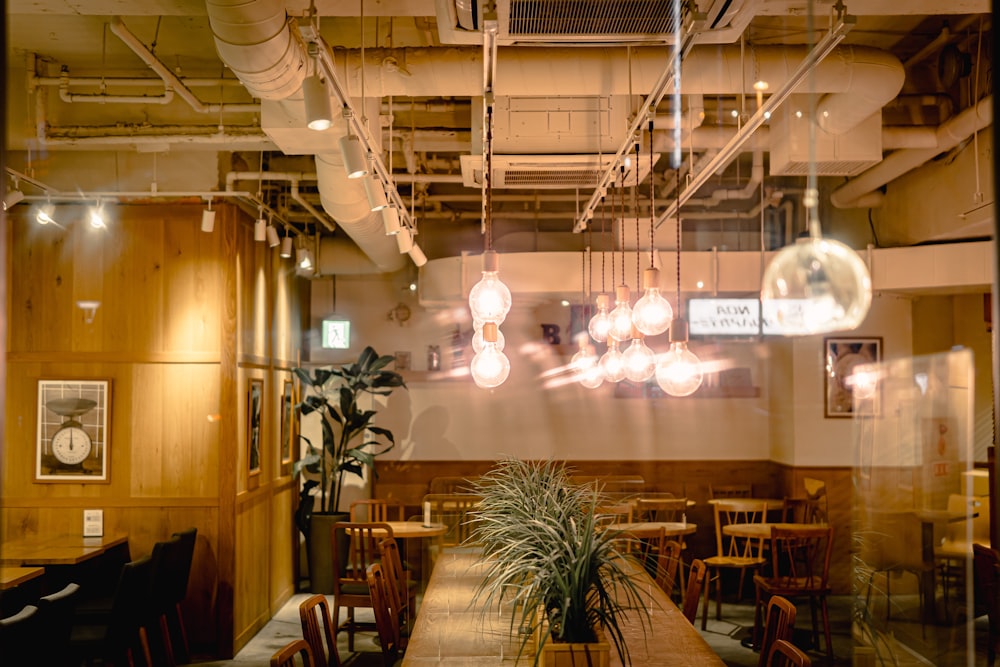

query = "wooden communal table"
[382,522,448,593]
[722,522,828,540]
[402,547,725,666]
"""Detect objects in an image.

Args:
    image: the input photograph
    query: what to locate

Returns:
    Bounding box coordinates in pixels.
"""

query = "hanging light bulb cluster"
[469,106,511,389]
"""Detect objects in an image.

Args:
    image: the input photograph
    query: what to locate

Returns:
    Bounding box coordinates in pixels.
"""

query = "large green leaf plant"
[293,346,406,516]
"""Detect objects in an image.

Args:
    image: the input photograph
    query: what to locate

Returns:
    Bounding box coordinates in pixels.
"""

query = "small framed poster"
[824,337,882,418]
[36,379,111,482]
[280,380,294,465]
[248,379,263,476]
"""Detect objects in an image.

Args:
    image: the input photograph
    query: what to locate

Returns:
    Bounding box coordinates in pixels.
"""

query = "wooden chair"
[149,534,186,666]
[332,521,393,651]
[378,537,416,638]
[858,509,930,624]
[654,538,683,599]
[754,525,835,658]
[766,638,812,667]
[802,478,828,524]
[270,637,316,667]
[299,594,340,667]
[756,595,796,667]
[710,483,753,499]
[349,499,404,522]
[974,543,1000,666]
[423,493,481,546]
[935,494,989,604]
[682,559,707,624]
[633,496,688,523]
[701,499,769,630]
[367,563,403,666]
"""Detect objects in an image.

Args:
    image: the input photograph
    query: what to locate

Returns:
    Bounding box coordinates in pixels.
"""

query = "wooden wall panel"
[269,481,297,614]
[4,203,304,659]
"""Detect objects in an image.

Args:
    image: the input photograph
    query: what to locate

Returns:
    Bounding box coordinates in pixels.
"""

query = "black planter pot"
[307,512,350,594]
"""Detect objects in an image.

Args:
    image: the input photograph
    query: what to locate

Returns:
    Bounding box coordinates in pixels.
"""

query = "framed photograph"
[248,379,263,476]
[36,379,111,482]
[280,380,294,465]
[824,337,882,418]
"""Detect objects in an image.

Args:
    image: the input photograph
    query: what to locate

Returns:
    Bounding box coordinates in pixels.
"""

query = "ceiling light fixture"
[303,44,332,131]
[656,169,703,397]
[2,189,24,211]
[632,119,672,336]
[279,233,293,258]
[574,244,602,388]
[89,201,106,229]
[622,328,656,383]
[254,208,267,242]
[587,196,612,343]
[395,227,413,253]
[36,203,55,225]
[382,205,401,235]
[201,197,215,232]
[760,6,871,336]
[266,221,280,248]
[338,109,368,179]
[364,173,389,211]
[407,244,427,267]
[598,337,626,384]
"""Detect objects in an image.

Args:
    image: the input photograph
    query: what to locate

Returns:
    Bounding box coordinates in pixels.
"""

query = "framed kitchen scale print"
[36,379,111,482]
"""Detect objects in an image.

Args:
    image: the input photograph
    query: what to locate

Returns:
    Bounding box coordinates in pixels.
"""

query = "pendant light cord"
[619,165,626,285]
[648,119,655,268]
[600,196,607,293]
[485,105,494,252]
[676,167,682,317]
[634,141,640,289]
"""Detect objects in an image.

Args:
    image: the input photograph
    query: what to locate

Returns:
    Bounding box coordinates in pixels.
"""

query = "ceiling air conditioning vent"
[460,154,657,189]
[498,0,686,44]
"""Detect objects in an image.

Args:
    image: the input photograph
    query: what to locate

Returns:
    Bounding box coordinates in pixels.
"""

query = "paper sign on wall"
[83,509,104,537]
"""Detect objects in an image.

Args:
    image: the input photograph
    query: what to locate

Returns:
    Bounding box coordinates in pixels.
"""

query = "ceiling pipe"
[109,17,259,114]
[224,170,334,231]
[205,0,405,273]
[685,151,764,207]
[58,66,175,105]
[831,95,993,208]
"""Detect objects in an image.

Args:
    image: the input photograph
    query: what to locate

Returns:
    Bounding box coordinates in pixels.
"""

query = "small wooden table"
[723,522,828,540]
[0,566,45,591]
[383,522,448,539]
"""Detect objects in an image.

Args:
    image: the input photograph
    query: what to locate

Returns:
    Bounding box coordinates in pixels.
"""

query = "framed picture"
[824,337,882,418]
[248,379,263,476]
[36,379,111,482]
[280,380,294,465]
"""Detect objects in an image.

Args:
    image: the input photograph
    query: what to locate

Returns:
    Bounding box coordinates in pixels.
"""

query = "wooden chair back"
[595,501,634,524]
[756,595,796,667]
[765,525,834,593]
[332,522,393,651]
[682,559,707,624]
[350,499,404,522]
[298,594,340,667]
[712,499,768,560]
[37,582,80,666]
[634,497,688,523]
[366,563,402,666]
[270,638,316,667]
[423,493,481,546]
[166,527,198,663]
[710,483,753,499]
[0,605,40,666]
[802,478,828,523]
[379,536,414,634]
[654,538,683,597]
[766,639,811,666]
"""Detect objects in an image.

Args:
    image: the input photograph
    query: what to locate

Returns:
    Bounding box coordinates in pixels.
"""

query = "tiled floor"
[197,589,991,666]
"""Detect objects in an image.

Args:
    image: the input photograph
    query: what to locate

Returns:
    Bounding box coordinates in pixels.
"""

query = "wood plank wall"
[376,459,854,593]
[2,204,304,658]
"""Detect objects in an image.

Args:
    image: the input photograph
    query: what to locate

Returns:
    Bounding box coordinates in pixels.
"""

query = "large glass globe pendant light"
[608,285,634,342]
[468,249,511,325]
[571,336,604,389]
[470,323,510,388]
[588,294,612,343]
[760,206,872,335]
[472,319,506,354]
[622,329,656,383]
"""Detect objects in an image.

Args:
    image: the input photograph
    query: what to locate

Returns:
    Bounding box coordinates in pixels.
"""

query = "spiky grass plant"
[468,458,651,666]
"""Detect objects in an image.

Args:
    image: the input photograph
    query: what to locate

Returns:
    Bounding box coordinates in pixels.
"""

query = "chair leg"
[752,587,765,651]
[809,596,820,651]
[347,608,356,652]
[170,604,191,664]
[821,596,833,658]
[715,569,724,620]
[701,569,712,631]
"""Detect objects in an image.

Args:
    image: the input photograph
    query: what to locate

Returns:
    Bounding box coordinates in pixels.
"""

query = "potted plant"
[293,346,406,593]
[468,458,651,666]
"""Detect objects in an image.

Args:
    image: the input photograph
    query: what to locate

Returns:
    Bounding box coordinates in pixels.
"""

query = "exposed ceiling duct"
[204,0,403,271]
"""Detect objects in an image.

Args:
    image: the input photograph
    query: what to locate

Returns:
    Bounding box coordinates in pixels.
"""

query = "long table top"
[0,533,128,566]
[0,566,45,591]
[402,547,725,666]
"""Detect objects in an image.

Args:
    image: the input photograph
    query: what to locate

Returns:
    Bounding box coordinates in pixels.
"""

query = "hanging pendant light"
[608,285,633,342]
[472,320,506,354]
[632,122,672,335]
[621,329,656,383]
[656,168,703,397]
[761,228,872,335]
[598,338,626,383]
[587,197,612,343]
[470,323,510,388]
[468,250,511,325]
[571,336,604,389]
